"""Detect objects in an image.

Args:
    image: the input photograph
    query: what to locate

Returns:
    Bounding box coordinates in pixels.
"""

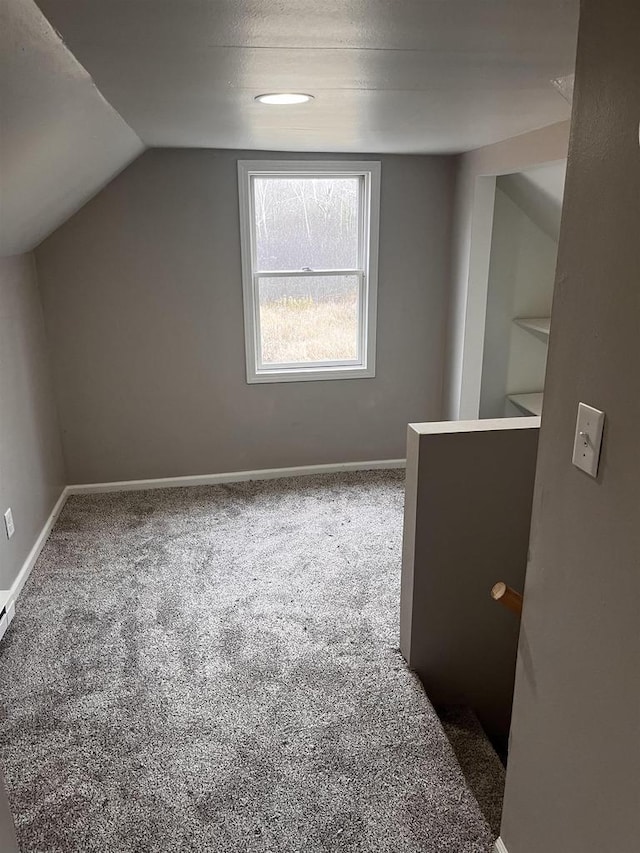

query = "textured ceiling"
[2,1,579,254]
[0,0,144,256]
[35,0,579,154]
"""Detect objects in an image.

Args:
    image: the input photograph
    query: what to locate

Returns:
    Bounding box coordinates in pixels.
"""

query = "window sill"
[247,365,376,384]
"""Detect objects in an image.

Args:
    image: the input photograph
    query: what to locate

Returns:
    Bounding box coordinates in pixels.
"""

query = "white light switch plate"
[4,508,14,539]
[572,402,605,477]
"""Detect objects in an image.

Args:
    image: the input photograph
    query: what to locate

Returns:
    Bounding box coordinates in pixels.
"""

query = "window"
[238,160,380,383]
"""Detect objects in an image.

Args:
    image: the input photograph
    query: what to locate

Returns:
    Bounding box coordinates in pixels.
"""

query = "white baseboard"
[67,459,406,495]
[494,839,509,853]
[5,486,69,605]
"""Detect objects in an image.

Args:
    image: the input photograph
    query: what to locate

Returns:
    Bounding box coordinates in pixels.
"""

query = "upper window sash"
[248,171,366,274]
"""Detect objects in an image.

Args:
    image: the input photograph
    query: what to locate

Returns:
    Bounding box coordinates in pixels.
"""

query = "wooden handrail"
[491,582,523,616]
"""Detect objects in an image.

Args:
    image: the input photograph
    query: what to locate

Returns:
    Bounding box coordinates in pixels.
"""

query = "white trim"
[2,487,69,608]
[0,591,11,617]
[494,838,509,853]
[409,415,540,435]
[243,364,375,384]
[67,459,406,495]
[459,174,496,419]
[237,159,380,384]
[254,268,361,278]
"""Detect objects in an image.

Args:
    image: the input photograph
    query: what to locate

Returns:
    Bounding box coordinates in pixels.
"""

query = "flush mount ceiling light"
[255,93,314,105]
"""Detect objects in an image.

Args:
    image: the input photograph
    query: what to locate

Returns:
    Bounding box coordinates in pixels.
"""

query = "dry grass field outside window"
[259,294,359,364]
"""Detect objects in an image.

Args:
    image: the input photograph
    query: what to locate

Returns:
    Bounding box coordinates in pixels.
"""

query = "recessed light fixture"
[255,93,314,105]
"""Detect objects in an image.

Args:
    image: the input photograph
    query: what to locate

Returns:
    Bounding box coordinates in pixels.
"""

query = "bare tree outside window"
[254,178,359,273]
[254,177,360,363]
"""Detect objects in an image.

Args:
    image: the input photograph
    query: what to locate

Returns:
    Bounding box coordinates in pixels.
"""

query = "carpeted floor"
[439,707,505,840]
[0,471,496,852]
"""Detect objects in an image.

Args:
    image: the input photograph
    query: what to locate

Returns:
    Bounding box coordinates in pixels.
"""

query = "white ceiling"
[35,0,579,154]
[0,0,144,256]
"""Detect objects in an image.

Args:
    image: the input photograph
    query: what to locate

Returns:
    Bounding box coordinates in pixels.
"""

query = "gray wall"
[500,1,640,851]
[0,254,65,589]
[400,418,539,751]
[36,149,454,484]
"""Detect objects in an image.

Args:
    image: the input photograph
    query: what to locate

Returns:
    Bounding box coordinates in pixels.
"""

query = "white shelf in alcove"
[513,317,551,341]
[508,393,544,417]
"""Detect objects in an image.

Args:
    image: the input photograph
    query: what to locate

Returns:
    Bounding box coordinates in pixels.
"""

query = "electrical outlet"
[4,508,14,539]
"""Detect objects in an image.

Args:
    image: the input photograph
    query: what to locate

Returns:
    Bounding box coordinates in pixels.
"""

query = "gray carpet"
[0,471,496,852]
[439,708,505,839]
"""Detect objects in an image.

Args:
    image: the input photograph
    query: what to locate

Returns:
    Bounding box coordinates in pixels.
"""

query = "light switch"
[572,402,605,477]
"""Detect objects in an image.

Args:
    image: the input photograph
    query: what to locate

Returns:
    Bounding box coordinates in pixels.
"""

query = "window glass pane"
[258,275,360,365]
[253,177,360,271]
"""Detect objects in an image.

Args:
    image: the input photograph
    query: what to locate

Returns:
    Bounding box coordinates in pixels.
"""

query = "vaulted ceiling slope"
[0,0,144,256]
[35,0,578,155]
[500,161,567,241]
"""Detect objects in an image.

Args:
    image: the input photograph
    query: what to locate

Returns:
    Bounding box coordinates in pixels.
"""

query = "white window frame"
[237,160,380,384]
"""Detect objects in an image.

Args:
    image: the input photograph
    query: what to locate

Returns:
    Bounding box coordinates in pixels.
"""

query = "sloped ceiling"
[35,0,578,154]
[0,0,144,256]
[499,161,567,241]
